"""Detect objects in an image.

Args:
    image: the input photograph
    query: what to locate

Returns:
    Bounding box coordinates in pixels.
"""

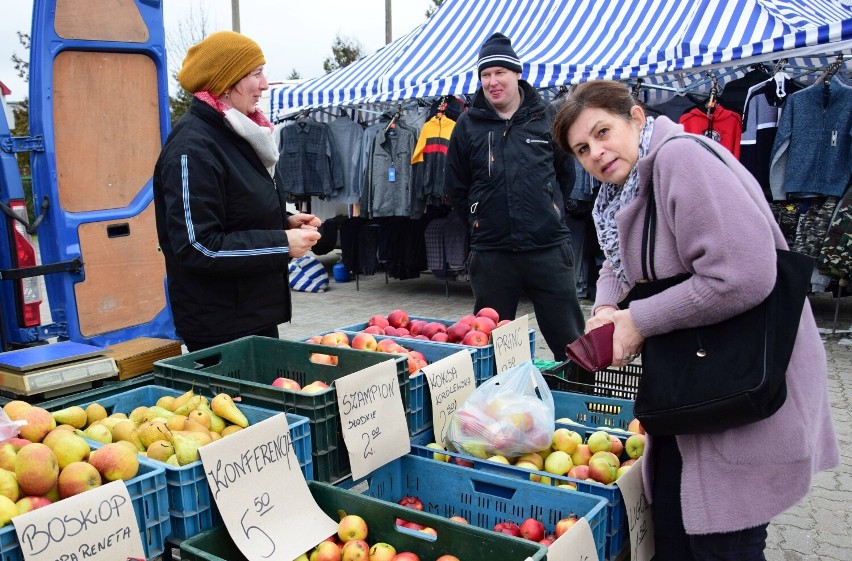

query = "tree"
[287,68,301,80]
[425,0,445,18]
[322,34,364,74]
[11,32,30,81]
[167,3,212,126]
[9,33,33,219]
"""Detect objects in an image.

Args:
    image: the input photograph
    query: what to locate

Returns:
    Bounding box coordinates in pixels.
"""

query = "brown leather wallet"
[564,323,615,372]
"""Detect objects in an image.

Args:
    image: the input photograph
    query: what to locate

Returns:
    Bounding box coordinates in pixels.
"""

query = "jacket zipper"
[488,131,493,177]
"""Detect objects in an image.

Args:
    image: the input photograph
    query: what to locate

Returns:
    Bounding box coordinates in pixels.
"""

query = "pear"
[51,406,87,430]
[84,403,108,427]
[171,432,203,466]
[188,409,212,430]
[198,404,226,434]
[221,425,243,437]
[146,441,175,462]
[108,412,128,420]
[156,395,177,412]
[172,388,195,411]
[209,432,222,441]
[110,420,145,452]
[83,424,113,444]
[128,406,149,426]
[182,417,211,435]
[99,417,123,432]
[144,406,175,422]
[174,396,203,417]
[211,394,248,428]
[138,420,170,449]
[166,414,187,432]
[173,430,213,447]
[166,455,180,467]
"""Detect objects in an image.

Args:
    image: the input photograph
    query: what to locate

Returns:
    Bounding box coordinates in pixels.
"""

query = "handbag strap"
[642,135,727,281]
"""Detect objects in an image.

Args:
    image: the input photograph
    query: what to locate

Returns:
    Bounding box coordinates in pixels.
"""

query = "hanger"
[631,78,644,100]
[435,96,448,120]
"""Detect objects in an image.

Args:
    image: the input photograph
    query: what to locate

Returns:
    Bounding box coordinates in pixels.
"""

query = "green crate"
[153,336,409,484]
[179,481,547,561]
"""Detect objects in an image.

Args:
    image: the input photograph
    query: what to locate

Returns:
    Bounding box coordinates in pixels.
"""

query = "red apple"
[408,350,426,362]
[368,315,390,329]
[430,333,449,342]
[341,539,369,561]
[555,515,578,538]
[351,333,378,351]
[271,377,301,391]
[493,522,521,536]
[398,496,423,511]
[448,516,468,524]
[408,320,428,335]
[383,326,400,336]
[338,514,368,542]
[476,307,500,323]
[610,435,624,457]
[402,521,425,531]
[496,319,512,327]
[310,353,338,366]
[414,335,430,340]
[446,322,472,343]
[628,418,645,434]
[538,538,554,547]
[387,309,410,328]
[321,332,350,346]
[454,457,474,468]
[567,465,590,480]
[421,322,447,339]
[306,335,324,344]
[363,325,385,335]
[461,330,489,347]
[395,328,410,337]
[376,339,401,353]
[436,556,460,561]
[519,518,545,542]
[419,527,437,536]
[470,316,497,336]
[391,553,420,561]
[312,540,341,561]
[588,456,618,484]
[459,314,477,325]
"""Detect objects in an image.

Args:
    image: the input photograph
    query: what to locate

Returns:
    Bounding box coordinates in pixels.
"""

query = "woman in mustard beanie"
[153,31,322,351]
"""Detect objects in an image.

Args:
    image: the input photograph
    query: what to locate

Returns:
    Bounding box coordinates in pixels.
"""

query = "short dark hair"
[552,80,637,154]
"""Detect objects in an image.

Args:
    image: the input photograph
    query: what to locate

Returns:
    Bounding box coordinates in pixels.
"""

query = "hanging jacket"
[445,80,573,251]
[411,115,456,203]
[153,99,292,346]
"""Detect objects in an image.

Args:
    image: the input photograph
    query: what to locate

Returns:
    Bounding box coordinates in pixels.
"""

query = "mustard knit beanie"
[177,31,265,95]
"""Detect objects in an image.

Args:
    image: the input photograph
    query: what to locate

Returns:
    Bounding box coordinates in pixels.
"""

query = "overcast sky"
[1,0,435,102]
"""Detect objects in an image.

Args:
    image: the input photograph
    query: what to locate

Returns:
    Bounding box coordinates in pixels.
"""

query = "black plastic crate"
[542,360,641,401]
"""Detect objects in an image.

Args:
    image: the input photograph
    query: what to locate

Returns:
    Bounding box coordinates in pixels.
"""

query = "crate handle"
[469,478,518,500]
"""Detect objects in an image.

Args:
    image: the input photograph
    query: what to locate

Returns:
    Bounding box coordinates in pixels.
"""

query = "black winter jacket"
[153,99,292,345]
[445,81,574,251]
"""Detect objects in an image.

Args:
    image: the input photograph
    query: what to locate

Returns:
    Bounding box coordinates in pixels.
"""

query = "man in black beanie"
[445,32,585,360]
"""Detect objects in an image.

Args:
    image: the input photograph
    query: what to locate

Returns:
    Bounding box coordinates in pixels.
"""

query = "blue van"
[0,0,175,350]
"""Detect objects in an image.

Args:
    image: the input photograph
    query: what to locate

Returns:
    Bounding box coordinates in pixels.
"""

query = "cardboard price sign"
[13,480,144,561]
[336,360,410,479]
[199,413,338,561]
[615,456,655,561]
[547,517,599,561]
[491,315,531,373]
[421,350,476,444]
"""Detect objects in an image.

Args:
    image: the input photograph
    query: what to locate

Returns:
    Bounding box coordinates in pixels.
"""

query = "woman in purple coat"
[552,80,839,560]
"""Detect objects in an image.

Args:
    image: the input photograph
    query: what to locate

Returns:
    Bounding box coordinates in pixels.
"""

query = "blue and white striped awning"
[270,0,852,120]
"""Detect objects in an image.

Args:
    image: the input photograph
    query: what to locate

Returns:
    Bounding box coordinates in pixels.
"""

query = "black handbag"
[619,136,813,436]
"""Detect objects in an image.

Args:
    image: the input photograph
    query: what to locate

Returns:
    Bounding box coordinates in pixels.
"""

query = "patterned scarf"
[592,116,655,284]
[195,91,279,177]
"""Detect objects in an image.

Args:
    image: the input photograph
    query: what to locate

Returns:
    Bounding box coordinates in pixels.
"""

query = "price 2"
[437,399,457,442]
[362,427,381,459]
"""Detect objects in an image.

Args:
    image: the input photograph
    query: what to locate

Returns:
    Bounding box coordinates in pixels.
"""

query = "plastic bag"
[0,408,26,441]
[446,361,555,459]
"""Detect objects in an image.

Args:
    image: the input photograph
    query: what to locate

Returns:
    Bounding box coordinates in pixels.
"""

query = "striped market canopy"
[270,0,852,120]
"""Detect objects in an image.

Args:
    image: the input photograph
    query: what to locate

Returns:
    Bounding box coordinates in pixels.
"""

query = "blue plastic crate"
[338,454,608,561]
[335,315,536,384]
[35,373,157,409]
[48,385,313,542]
[409,429,629,561]
[553,389,636,431]
[302,331,478,435]
[0,453,170,561]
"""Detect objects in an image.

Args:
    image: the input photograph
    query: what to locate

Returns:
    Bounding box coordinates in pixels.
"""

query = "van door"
[27,0,175,345]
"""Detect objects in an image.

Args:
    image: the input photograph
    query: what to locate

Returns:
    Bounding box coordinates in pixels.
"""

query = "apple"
[586,431,612,454]
[557,483,578,491]
[338,514,368,542]
[402,521,425,531]
[430,333,449,343]
[609,435,625,457]
[470,316,497,336]
[369,543,396,561]
[311,540,341,561]
[567,465,589,480]
[476,307,501,323]
[351,333,378,351]
[515,461,542,482]
[615,465,632,480]
[538,538,554,547]
[625,434,646,459]
[387,309,410,328]
[487,455,511,464]
[543,450,573,476]
[396,328,411,337]
[508,411,534,432]
[446,322,471,343]
[363,325,385,335]
[588,456,618,484]
[552,428,582,455]
[493,521,521,536]
[398,496,423,511]
[454,457,474,468]
[461,330,489,346]
[376,339,401,353]
[515,452,544,470]
[272,377,301,391]
[341,539,369,561]
[459,314,477,326]
[425,443,449,462]
[419,526,437,536]
[570,444,592,466]
[421,322,447,339]
[383,326,400,337]
[435,556,460,561]
[391,553,420,561]
[414,335,430,340]
[408,320,428,335]
[310,353,338,366]
[448,516,468,524]
[496,319,512,327]
[555,515,578,538]
[628,418,645,434]
[519,517,545,542]
[368,315,390,329]
[591,450,621,468]
[321,332,350,346]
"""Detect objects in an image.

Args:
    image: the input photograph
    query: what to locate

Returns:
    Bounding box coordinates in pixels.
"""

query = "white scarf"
[592,116,656,284]
[223,108,279,178]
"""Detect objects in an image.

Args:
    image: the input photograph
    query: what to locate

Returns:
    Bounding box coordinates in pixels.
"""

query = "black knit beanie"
[477,32,522,76]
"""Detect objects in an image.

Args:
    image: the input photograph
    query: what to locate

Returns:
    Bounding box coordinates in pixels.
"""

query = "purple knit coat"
[593,117,840,534]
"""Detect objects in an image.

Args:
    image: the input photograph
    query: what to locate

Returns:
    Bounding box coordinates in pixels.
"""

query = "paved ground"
[279,250,852,561]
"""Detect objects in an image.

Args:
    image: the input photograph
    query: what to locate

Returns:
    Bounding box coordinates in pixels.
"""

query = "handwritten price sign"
[12,480,144,561]
[490,315,531,373]
[548,517,599,561]
[420,351,476,444]
[615,456,655,561]
[336,360,410,479]
[200,414,338,561]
